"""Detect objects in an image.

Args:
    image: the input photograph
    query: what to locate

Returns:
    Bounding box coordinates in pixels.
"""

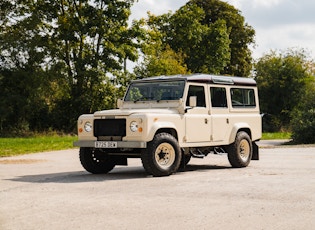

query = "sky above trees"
[130,0,315,60]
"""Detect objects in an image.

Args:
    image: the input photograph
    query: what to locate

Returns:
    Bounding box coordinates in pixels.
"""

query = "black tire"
[141,133,182,177]
[79,147,116,174]
[227,131,252,168]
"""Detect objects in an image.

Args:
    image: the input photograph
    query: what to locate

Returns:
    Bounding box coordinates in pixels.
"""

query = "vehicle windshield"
[124,80,185,102]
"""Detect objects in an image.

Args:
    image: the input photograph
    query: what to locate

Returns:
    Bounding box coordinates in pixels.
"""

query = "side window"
[231,88,256,108]
[210,87,227,108]
[186,85,206,107]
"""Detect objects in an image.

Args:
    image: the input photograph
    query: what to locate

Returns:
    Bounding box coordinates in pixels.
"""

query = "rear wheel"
[79,147,116,174]
[227,131,252,168]
[141,133,182,177]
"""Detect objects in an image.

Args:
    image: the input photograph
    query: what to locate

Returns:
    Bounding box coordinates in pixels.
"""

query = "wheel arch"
[147,122,178,141]
[229,123,252,144]
[155,128,178,140]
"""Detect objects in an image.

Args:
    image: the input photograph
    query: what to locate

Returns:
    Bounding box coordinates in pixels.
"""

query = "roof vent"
[212,76,234,85]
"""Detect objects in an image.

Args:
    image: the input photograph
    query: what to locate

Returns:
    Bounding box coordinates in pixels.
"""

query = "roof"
[134,74,257,86]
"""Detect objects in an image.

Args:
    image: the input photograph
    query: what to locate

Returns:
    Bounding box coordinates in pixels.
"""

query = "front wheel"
[227,131,252,168]
[141,133,182,177]
[79,147,116,174]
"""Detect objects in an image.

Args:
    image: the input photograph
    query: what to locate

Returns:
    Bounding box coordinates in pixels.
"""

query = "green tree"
[167,3,231,74]
[134,44,189,78]
[190,0,255,76]
[0,0,52,134]
[0,0,140,133]
[133,15,189,78]
[254,49,313,131]
[137,0,255,77]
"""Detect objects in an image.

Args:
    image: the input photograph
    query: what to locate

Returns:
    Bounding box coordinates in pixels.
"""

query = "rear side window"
[231,88,256,108]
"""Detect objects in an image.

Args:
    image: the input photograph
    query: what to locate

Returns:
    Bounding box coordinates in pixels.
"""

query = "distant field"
[0,135,77,157]
[0,132,291,157]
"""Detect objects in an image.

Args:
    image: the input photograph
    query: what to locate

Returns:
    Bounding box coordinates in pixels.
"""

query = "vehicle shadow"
[7,164,232,184]
[179,164,231,172]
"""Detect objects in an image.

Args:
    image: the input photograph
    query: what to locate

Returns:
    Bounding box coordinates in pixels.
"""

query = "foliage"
[255,49,314,132]
[134,44,189,78]
[167,4,231,74]
[190,0,255,76]
[290,83,315,144]
[132,15,189,78]
[0,0,140,135]
[137,0,255,77]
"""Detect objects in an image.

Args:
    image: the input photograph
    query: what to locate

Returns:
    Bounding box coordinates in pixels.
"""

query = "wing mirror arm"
[184,96,197,113]
[178,96,197,114]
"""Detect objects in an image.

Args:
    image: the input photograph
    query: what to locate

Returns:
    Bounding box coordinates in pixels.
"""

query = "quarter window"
[231,88,256,108]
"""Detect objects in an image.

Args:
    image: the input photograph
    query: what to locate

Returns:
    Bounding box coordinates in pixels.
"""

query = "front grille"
[94,119,126,137]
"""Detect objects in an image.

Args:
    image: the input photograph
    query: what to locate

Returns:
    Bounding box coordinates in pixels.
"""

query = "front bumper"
[73,140,147,149]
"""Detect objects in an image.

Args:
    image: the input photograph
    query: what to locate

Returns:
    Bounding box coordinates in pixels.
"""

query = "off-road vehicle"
[74,74,261,176]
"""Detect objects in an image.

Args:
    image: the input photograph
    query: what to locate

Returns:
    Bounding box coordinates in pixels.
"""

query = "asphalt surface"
[0,141,314,230]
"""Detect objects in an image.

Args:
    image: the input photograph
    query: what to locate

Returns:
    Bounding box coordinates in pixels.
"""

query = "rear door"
[210,86,231,143]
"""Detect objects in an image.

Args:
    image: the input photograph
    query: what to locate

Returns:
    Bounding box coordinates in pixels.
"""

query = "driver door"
[185,84,211,143]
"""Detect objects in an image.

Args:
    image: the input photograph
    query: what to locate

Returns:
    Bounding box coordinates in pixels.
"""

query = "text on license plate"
[95,141,118,148]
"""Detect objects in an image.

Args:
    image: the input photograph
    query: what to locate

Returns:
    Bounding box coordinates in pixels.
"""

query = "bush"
[290,85,315,144]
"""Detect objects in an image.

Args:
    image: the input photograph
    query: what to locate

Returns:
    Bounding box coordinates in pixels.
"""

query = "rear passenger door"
[185,84,211,143]
[210,86,230,143]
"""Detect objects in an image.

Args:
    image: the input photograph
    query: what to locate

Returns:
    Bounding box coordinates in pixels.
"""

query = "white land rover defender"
[74,74,262,176]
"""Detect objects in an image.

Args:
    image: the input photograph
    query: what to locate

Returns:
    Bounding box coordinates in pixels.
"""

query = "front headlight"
[84,121,92,132]
[130,121,139,132]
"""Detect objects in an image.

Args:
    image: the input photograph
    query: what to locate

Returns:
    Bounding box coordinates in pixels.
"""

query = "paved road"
[0,144,314,230]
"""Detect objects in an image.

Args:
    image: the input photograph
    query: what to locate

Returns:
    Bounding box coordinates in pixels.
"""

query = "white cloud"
[226,0,315,59]
[254,24,315,58]
[130,0,188,21]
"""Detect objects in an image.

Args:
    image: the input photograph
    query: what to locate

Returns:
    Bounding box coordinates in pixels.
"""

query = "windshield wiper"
[133,97,154,103]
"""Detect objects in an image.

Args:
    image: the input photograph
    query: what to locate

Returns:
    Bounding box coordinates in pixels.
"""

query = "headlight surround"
[84,121,93,132]
[130,121,139,132]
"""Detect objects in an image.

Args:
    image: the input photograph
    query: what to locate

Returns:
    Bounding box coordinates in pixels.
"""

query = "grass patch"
[0,135,77,157]
[261,132,291,140]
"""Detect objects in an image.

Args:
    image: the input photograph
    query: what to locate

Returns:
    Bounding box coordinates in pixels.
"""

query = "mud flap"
[251,142,259,160]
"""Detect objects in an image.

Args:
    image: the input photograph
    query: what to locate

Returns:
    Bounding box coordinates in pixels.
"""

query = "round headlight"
[84,121,92,132]
[130,121,138,132]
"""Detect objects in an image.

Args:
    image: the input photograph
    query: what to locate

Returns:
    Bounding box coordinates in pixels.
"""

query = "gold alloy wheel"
[239,139,250,162]
[154,143,176,169]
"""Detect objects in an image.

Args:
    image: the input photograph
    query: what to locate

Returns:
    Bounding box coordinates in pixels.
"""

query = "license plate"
[95,141,118,148]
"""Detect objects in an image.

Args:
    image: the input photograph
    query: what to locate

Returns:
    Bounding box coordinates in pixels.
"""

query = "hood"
[94,108,178,117]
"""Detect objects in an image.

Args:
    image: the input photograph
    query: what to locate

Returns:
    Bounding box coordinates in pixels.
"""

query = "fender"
[228,122,251,144]
[146,121,178,141]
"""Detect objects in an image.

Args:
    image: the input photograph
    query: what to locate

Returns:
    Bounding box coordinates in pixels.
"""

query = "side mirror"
[117,98,123,108]
[189,96,197,107]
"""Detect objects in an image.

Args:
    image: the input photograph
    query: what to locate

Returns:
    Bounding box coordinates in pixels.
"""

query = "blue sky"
[130,0,315,60]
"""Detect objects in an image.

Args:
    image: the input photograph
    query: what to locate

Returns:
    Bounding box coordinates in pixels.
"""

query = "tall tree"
[0,0,140,133]
[134,16,189,77]
[136,0,255,77]
[190,0,255,76]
